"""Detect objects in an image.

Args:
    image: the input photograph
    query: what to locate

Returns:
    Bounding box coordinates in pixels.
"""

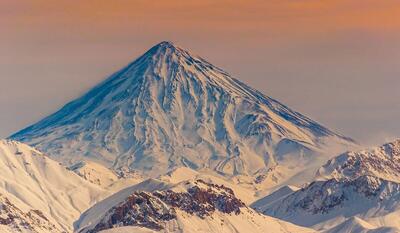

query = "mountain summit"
[11,41,354,177]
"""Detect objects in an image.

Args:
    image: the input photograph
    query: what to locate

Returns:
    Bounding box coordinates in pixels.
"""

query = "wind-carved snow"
[10,41,353,178]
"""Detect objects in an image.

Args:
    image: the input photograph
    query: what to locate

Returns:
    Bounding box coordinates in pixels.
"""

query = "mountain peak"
[124,40,215,83]
[11,42,354,177]
[154,40,177,49]
[147,41,179,54]
[144,40,191,60]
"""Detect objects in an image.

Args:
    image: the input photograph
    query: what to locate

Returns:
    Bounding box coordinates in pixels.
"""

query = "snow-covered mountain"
[0,140,109,232]
[316,139,400,183]
[258,176,400,229]
[75,178,316,233]
[10,41,354,180]
[253,139,400,233]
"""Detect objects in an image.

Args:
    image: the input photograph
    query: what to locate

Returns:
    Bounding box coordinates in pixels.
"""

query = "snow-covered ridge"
[68,160,120,187]
[250,185,299,210]
[254,140,400,232]
[67,160,144,192]
[0,139,108,232]
[79,179,245,232]
[316,139,400,183]
[76,178,316,233]
[259,175,400,229]
[10,41,354,178]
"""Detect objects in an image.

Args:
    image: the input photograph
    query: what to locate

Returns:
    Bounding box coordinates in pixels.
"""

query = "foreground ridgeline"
[76,179,315,233]
[81,180,245,232]
[0,140,315,233]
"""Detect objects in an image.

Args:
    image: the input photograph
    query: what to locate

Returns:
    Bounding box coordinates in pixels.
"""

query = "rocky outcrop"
[83,180,245,233]
[317,139,400,182]
[0,195,59,233]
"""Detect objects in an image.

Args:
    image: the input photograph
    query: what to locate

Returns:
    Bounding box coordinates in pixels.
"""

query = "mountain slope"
[68,160,120,187]
[0,140,108,232]
[255,139,400,232]
[323,217,398,233]
[158,167,259,204]
[259,176,400,229]
[10,41,354,178]
[68,160,143,191]
[75,178,316,233]
[0,193,58,233]
[250,185,299,210]
[316,139,400,183]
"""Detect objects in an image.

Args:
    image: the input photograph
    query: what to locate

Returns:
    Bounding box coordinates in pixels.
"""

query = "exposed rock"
[0,195,59,233]
[84,180,245,232]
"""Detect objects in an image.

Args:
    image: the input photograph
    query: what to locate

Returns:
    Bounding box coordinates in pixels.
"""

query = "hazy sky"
[1,0,400,145]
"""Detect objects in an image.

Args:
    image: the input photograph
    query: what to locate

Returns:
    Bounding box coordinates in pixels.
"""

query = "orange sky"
[1,0,400,143]
[5,1,400,40]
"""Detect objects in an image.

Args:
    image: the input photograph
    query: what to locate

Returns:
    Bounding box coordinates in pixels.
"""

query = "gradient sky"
[1,0,400,145]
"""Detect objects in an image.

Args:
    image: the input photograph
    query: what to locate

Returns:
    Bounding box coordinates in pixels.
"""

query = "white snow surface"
[0,139,109,232]
[99,226,157,233]
[68,160,143,191]
[323,217,398,233]
[10,41,354,179]
[96,210,316,233]
[250,185,299,210]
[164,208,316,233]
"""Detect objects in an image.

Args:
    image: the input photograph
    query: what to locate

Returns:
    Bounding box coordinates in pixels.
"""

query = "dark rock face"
[86,180,245,232]
[89,192,176,232]
[155,180,244,218]
[0,195,58,233]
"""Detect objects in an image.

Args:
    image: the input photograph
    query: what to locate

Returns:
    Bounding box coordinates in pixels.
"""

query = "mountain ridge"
[253,139,400,232]
[0,139,109,232]
[75,178,316,233]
